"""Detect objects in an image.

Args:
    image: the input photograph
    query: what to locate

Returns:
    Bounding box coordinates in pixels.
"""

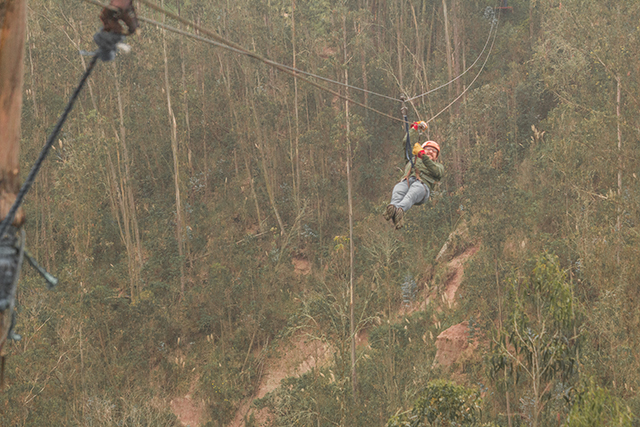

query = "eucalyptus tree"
[533,0,640,396]
[491,253,579,427]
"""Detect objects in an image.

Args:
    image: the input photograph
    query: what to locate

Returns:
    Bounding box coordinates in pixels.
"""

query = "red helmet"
[421,141,440,158]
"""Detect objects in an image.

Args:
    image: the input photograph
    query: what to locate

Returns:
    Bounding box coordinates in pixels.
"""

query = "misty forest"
[1,0,639,425]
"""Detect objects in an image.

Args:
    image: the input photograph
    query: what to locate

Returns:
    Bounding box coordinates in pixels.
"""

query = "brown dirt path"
[443,246,479,307]
[170,377,205,427]
[229,334,332,427]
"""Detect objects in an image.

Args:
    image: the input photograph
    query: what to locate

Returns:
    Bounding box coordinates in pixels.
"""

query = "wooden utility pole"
[0,0,27,229]
[0,0,27,358]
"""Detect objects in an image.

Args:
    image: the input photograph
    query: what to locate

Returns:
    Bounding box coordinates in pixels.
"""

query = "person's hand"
[411,121,427,131]
[412,143,423,156]
[417,149,426,158]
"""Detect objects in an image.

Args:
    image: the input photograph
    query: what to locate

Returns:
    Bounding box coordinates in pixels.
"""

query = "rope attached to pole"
[0,55,98,239]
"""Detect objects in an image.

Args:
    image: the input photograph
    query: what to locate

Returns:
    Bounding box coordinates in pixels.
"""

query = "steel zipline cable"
[81,0,404,122]
[141,16,403,122]
[407,15,497,103]
[425,9,500,125]
[0,55,100,239]
[138,0,499,107]
[83,0,498,125]
[135,0,403,103]
[136,0,497,107]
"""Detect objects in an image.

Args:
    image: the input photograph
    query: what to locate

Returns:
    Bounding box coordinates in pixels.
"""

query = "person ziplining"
[77,1,497,233]
[383,119,444,230]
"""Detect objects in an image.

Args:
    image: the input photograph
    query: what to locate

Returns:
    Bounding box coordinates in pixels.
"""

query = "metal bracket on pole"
[24,249,58,289]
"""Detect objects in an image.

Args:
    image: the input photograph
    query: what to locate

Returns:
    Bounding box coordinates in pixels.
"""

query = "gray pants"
[390,177,429,212]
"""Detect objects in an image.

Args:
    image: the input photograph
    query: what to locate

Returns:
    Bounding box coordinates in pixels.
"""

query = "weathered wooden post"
[0,0,27,360]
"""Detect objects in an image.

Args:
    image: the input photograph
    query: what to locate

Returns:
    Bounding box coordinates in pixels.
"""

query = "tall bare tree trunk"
[451,0,464,186]
[106,151,134,294]
[355,19,369,110]
[529,1,534,47]
[451,0,462,110]
[180,43,193,175]
[442,0,464,185]
[162,21,186,298]
[201,70,210,203]
[616,76,622,265]
[442,0,453,103]
[0,0,27,355]
[244,154,264,232]
[179,39,195,274]
[249,97,285,236]
[343,14,357,398]
[26,31,39,119]
[495,258,512,427]
[225,71,264,232]
[408,2,422,97]
[292,0,301,228]
[422,4,437,114]
[396,0,404,89]
[112,64,143,300]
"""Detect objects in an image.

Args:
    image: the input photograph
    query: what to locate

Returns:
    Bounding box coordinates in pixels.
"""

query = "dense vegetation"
[2,0,639,425]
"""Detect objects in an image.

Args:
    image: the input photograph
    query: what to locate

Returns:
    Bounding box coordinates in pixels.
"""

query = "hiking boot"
[393,208,404,229]
[383,204,396,221]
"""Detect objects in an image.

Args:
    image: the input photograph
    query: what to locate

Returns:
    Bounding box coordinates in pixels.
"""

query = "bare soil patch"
[170,378,205,427]
[229,334,332,427]
[443,246,479,307]
[434,321,479,368]
[292,256,311,275]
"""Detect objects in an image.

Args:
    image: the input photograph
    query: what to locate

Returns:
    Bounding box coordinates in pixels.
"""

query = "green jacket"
[401,129,444,191]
